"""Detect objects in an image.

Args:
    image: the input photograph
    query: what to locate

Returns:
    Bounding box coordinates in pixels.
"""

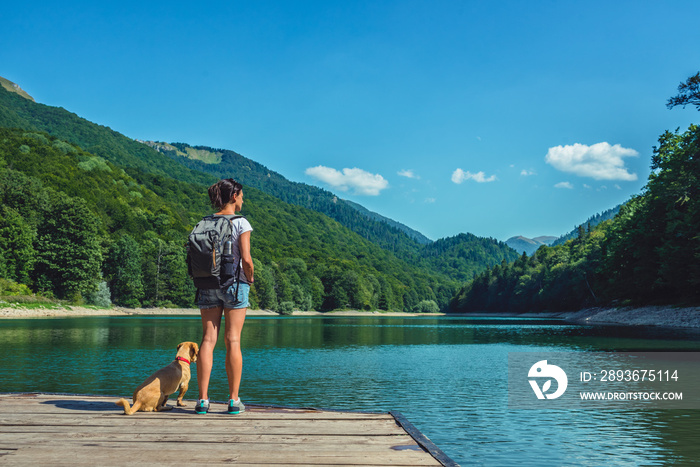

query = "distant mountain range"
[506,204,623,256]
[505,236,557,255]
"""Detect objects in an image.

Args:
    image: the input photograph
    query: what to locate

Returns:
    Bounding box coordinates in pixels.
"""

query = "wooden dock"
[0,393,457,466]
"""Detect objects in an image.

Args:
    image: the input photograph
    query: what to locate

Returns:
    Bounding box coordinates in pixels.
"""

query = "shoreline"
[0,306,440,319]
[1,305,698,329]
[454,306,700,329]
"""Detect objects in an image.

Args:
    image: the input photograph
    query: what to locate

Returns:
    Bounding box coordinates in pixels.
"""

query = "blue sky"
[2,1,699,241]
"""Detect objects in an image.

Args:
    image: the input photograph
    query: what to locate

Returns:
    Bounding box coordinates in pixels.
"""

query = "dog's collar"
[176,356,190,365]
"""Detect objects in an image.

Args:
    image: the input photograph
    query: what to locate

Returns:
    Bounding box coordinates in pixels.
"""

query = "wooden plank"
[0,424,407,436]
[0,437,422,453]
[0,432,419,446]
[6,447,441,466]
[0,395,392,418]
[0,393,452,466]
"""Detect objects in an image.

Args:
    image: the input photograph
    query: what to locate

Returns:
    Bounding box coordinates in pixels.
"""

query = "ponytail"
[208,178,242,210]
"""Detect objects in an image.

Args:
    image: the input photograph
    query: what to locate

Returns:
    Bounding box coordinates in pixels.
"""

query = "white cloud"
[545,142,638,181]
[451,168,497,184]
[583,184,592,189]
[424,197,436,203]
[520,169,536,176]
[305,166,389,196]
[555,181,574,189]
[614,184,622,190]
[398,169,419,179]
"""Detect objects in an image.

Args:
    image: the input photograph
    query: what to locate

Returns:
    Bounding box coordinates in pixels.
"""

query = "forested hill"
[450,123,700,313]
[141,140,433,250]
[0,127,456,311]
[0,85,213,188]
[0,82,518,286]
[143,141,517,279]
[146,142,518,277]
[0,79,520,311]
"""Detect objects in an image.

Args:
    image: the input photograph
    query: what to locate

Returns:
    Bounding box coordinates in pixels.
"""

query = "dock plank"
[0,394,453,466]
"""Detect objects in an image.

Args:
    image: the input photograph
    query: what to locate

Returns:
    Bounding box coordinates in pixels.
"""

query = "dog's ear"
[190,342,199,363]
[177,342,183,351]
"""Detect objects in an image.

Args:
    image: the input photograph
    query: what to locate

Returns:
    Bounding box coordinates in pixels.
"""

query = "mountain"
[505,235,556,255]
[140,140,433,252]
[334,199,431,245]
[141,141,517,280]
[0,126,451,310]
[0,78,515,281]
[505,204,623,255]
[0,77,34,102]
[0,77,519,310]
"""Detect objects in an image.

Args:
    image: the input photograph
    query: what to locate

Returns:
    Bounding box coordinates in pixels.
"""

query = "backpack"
[186,215,244,290]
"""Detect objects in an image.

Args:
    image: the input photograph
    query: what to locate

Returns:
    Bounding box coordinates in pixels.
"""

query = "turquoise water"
[1,315,699,465]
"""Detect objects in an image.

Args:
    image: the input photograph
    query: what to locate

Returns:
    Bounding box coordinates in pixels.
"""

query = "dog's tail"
[116,398,142,415]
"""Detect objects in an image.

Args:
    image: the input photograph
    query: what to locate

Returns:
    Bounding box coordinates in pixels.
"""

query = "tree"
[251,260,278,311]
[0,206,36,284]
[104,234,145,307]
[33,192,104,300]
[667,72,700,111]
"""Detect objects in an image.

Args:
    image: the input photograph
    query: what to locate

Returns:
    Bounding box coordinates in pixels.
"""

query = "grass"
[0,295,68,310]
[0,295,112,311]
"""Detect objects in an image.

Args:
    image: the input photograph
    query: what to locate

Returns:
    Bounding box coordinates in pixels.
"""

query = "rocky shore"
[561,306,700,329]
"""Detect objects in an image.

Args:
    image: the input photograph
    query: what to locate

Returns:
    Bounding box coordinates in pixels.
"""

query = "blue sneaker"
[194,399,209,414]
[227,399,245,414]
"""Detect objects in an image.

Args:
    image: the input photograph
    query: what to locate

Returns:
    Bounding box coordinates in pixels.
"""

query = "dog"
[116,341,199,415]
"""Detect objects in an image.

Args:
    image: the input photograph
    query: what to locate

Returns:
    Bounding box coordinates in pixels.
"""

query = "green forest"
[451,117,700,312]
[0,81,517,312]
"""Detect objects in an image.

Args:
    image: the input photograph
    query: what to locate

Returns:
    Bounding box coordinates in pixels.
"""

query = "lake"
[1,315,699,466]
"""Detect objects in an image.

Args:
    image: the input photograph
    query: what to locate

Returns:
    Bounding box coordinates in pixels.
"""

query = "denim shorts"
[197,283,250,310]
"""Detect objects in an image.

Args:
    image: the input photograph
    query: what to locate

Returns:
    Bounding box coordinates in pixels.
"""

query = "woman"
[195,178,254,415]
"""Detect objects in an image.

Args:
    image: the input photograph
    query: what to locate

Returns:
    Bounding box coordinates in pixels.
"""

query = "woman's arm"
[239,230,254,283]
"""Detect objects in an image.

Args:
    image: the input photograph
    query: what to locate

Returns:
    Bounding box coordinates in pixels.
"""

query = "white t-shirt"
[225,215,253,283]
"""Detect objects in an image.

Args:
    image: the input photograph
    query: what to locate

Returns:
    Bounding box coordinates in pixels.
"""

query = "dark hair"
[208,178,242,210]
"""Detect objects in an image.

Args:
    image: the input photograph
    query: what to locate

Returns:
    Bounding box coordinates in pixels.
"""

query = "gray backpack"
[186,214,243,290]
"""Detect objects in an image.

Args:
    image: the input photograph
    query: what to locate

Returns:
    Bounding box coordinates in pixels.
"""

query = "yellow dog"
[116,341,199,415]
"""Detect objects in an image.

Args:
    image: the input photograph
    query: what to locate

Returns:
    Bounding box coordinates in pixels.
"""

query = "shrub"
[0,278,32,296]
[413,300,440,313]
[278,301,295,315]
[87,281,112,308]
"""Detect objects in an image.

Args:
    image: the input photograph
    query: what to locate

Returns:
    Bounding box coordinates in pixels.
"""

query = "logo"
[528,360,568,399]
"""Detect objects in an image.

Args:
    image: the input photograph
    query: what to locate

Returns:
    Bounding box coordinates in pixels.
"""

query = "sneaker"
[194,399,209,414]
[227,398,245,414]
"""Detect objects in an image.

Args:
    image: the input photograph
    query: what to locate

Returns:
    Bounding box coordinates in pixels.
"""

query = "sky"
[2,0,699,241]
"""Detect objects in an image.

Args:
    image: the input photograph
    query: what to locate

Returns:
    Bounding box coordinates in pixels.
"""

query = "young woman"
[195,178,254,415]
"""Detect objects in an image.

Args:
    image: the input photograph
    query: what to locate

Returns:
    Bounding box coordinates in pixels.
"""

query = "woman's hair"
[208,178,243,210]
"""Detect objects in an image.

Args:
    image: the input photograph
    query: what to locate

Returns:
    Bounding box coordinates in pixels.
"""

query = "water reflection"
[1,315,699,466]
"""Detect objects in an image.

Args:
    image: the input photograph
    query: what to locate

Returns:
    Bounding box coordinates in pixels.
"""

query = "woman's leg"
[223,307,247,400]
[197,307,223,400]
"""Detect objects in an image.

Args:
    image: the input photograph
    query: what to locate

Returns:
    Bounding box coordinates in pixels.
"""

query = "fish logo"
[528,360,568,400]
